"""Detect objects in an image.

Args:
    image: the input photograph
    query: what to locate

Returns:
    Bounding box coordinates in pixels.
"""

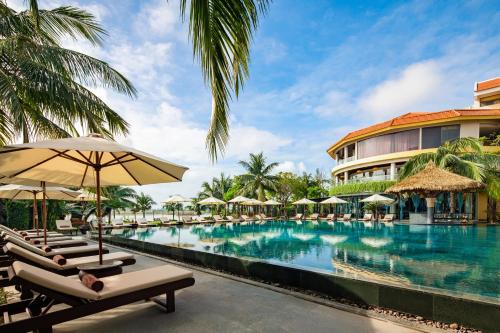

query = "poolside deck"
[44,244,420,333]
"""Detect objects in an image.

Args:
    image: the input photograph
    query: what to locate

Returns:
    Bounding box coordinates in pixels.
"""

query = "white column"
[419,128,422,149]
[344,171,349,184]
[390,162,396,180]
[425,197,436,224]
[344,146,348,161]
[354,142,358,160]
[335,175,339,185]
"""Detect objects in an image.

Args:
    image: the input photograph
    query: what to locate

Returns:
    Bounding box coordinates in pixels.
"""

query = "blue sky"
[10,0,500,204]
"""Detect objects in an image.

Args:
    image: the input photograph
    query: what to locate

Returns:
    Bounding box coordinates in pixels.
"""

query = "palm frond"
[180,0,271,160]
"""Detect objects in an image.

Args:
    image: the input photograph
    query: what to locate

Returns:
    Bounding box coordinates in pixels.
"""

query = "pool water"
[112,220,500,301]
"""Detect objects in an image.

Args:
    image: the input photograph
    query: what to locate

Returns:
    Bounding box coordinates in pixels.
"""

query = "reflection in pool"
[110,221,500,301]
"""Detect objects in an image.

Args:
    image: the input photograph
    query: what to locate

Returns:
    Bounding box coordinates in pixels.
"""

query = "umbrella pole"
[42,182,47,245]
[32,192,38,234]
[96,167,103,265]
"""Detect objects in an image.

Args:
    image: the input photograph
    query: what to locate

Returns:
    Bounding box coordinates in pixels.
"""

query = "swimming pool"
[112,220,500,301]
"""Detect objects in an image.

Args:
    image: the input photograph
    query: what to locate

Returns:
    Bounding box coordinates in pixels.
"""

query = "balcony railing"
[337,156,355,165]
[346,174,395,183]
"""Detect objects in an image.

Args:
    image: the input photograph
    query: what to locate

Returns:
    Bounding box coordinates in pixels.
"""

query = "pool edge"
[103,236,500,333]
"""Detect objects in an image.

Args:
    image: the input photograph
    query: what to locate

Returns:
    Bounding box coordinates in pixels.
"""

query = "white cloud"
[274,161,306,174]
[360,60,443,118]
[257,38,288,64]
[134,0,184,40]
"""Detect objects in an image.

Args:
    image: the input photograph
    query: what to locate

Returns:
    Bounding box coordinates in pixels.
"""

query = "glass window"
[357,129,420,159]
[422,127,441,148]
[422,125,460,148]
[441,125,460,143]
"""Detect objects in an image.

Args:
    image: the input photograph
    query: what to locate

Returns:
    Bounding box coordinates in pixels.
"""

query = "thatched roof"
[385,162,485,195]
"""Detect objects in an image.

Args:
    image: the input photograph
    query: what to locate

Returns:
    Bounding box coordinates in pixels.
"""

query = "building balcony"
[337,156,355,165]
[346,174,395,183]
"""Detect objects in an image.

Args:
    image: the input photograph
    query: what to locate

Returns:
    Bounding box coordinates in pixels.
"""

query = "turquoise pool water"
[113,220,500,301]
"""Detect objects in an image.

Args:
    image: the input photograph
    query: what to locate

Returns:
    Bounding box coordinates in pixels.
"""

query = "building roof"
[475,77,500,92]
[327,109,500,156]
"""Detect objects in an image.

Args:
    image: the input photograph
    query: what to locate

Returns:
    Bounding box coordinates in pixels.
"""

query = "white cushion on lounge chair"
[5,243,134,270]
[11,261,193,300]
[4,235,104,257]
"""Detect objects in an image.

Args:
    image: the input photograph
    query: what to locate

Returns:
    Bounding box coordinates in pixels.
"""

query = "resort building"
[327,78,500,221]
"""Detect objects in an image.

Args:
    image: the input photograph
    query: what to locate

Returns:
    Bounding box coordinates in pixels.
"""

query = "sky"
[7,0,500,206]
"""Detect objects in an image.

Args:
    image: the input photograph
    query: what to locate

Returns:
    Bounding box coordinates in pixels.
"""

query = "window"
[357,129,419,159]
[422,125,460,149]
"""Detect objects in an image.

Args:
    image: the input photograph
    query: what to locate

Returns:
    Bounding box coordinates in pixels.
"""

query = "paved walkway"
[51,246,421,333]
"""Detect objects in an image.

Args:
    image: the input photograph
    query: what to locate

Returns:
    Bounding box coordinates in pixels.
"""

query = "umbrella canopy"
[241,198,264,205]
[263,199,281,205]
[228,195,251,203]
[198,196,226,205]
[0,184,80,200]
[320,196,348,204]
[292,198,315,205]
[0,134,188,264]
[77,190,109,201]
[385,162,485,195]
[0,134,188,186]
[360,194,394,204]
[0,184,80,237]
[164,195,190,203]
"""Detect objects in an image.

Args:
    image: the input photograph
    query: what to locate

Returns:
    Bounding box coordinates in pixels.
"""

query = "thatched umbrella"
[385,162,485,223]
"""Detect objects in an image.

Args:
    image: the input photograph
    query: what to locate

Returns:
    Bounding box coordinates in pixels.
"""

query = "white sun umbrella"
[198,196,226,205]
[228,195,251,203]
[292,198,315,216]
[320,196,348,216]
[320,196,348,204]
[227,196,250,218]
[77,190,109,202]
[262,199,281,217]
[360,194,394,204]
[0,184,80,238]
[360,194,394,221]
[198,196,226,217]
[0,134,188,264]
[163,195,190,220]
[241,198,263,216]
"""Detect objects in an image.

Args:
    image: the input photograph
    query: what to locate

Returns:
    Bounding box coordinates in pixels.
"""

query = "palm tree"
[399,137,499,220]
[102,186,137,221]
[199,173,232,199]
[0,1,136,144]
[135,192,156,218]
[238,152,278,201]
[179,0,271,160]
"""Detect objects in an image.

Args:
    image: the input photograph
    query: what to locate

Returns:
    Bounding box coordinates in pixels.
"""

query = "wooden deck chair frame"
[1,265,195,333]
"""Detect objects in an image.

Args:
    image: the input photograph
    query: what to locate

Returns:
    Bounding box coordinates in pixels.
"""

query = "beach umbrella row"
[0,134,188,264]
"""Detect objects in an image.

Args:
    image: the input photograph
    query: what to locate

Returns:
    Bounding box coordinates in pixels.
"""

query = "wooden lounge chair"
[360,214,372,221]
[111,218,129,228]
[0,229,73,243]
[341,213,352,221]
[305,213,319,221]
[0,233,87,249]
[55,220,78,235]
[241,215,256,222]
[1,261,195,333]
[213,215,230,223]
[259,214,273,221]
[381,214,394,222]
[225,216,240,224]
[321,213,335,221]
[2,243,135,277]
[291,213,303,221]
[89,219,113,231]
[2,235,109,259]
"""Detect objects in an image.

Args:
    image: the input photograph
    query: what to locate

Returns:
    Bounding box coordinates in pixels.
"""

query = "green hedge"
[1,199,66,231]
[329,180,396,196]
